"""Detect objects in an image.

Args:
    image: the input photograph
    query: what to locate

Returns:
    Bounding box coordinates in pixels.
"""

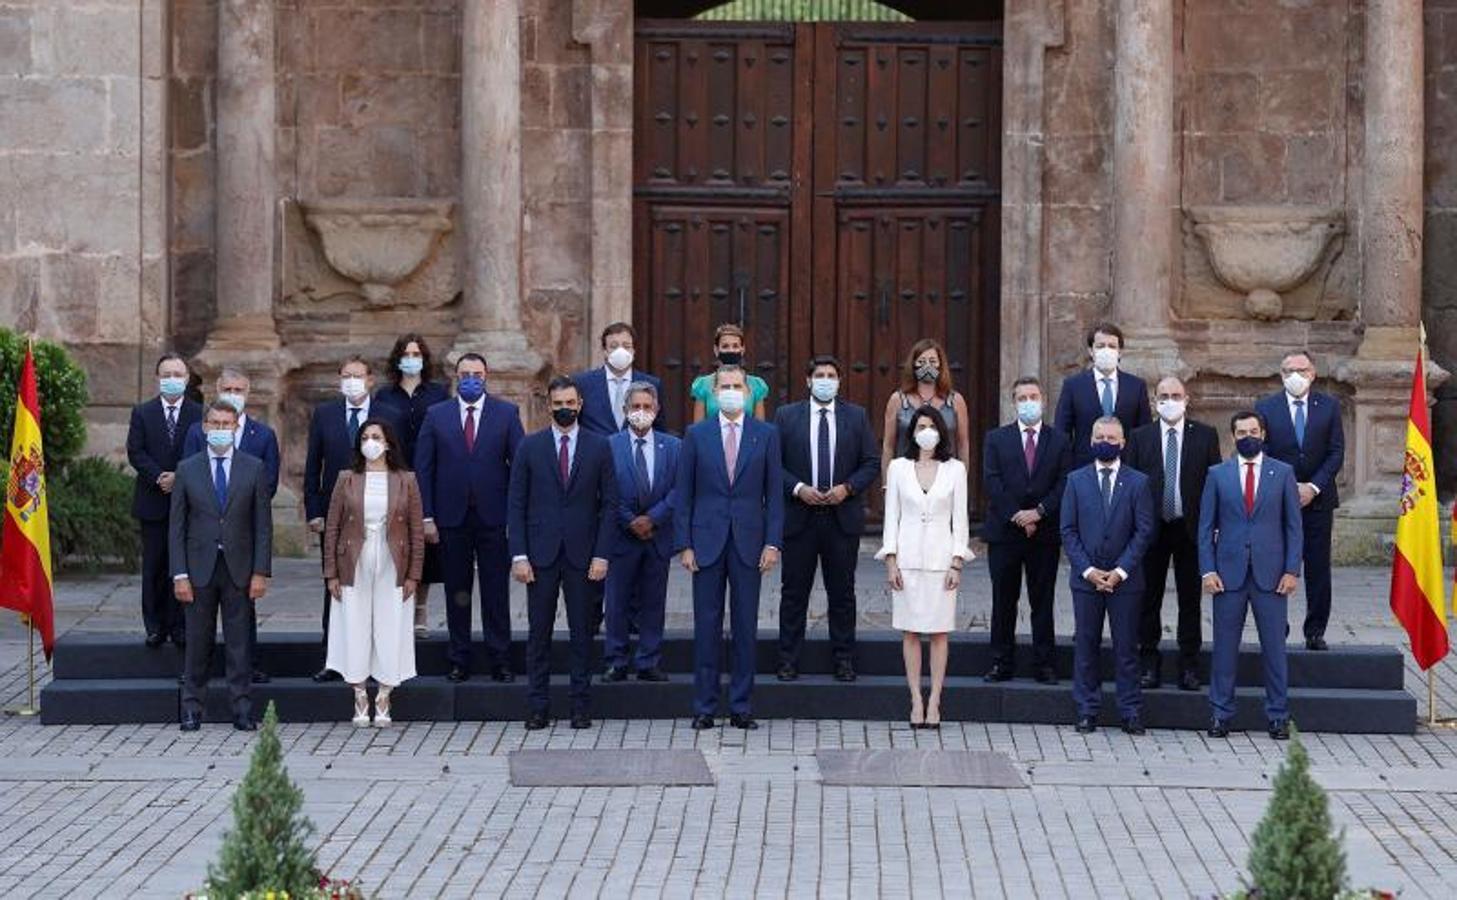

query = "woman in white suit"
[877,407,972,728]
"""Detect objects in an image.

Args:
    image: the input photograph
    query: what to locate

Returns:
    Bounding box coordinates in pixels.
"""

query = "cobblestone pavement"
[2,556,1457,897]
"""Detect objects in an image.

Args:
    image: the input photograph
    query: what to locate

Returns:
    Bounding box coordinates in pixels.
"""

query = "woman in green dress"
[690,323,770,422]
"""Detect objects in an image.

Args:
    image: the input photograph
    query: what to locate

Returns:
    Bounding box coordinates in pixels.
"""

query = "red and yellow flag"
[1390,345,1448,670]
[0,344,54,660]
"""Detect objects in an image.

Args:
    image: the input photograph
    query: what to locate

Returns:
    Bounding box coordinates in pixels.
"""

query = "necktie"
[559,434,571,485]
[635,437,651,506]
[463,405,476,454]
[1163,428,1179,521]
[213,456,228,512]
[725,422,739,486]
[1100,378,1115,417]
[612,379,625,429]
[1023,427,1037,473]
[347,406,362,443]
[1293,399,1306,448]
[1099,465,1113,511]
[165,404,177,444]
[1244,461,1256,516]
[816,409,832,492]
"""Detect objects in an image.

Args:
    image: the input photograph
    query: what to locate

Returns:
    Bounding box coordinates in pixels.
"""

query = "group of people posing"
[128,319,1342,741]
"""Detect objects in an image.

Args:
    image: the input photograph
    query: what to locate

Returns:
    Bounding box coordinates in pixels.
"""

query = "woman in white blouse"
[876,408,971,728]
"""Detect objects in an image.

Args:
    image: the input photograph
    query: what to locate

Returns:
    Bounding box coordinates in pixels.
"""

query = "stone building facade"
[0,0,1446,560]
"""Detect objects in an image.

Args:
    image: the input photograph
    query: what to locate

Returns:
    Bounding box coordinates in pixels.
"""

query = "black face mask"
[717,351,744,367]
[552,408,579,428]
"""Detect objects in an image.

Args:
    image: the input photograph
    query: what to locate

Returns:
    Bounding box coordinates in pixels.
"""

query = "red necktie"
[1023,428,1037,473]
[1243,461,1255,515]
[464,405,476,454]
[559,434,571,485]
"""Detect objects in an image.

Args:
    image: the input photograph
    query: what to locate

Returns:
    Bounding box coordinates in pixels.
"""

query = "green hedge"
[0,329,88,472]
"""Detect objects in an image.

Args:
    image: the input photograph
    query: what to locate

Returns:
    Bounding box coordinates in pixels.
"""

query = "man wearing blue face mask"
[127,353,204,648]
[772,356,880,682]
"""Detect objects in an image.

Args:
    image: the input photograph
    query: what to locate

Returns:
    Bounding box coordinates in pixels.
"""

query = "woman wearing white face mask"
[876,409,972,729]
[324,420,424,726]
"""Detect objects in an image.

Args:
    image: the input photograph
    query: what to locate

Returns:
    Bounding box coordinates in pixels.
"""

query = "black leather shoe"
[251,669,271,685]
[1138,671,1161,690]
[525,712,549,730]
[446,666,470,683]
[776,664,798,682]
[729,713,759,730]
[1122,717,1146,736]
[233,714,257,732]
[312,668,341,683]
[1034,666,1057,685]
[1268,720,1290,741]
[490,664,515,683]
[1208,719,1231,739]
[984,666,1013,683]
[1178,670,1201,692]
[833,662,857,683]
[603,666,629,683]
[1075,715,1097,734]
[145,633,165,648]
[570,713,592,729]
[1305,637,1329,651]
[179,712,201,732]
[691,714,715,730]
[636,667,669,682]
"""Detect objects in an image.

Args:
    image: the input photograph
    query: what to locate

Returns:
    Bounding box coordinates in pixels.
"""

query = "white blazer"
[876,457,972,570]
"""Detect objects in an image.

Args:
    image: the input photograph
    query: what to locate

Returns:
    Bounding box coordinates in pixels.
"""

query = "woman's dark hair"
[902,406,952,462]
[351,417,409,472]
[387,333,435,385]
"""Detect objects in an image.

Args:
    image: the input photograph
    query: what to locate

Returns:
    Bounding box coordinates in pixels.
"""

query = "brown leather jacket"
[323,469,425,587]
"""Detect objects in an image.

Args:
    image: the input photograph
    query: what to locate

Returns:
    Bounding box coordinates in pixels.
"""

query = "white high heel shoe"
[351,685,371,727]
[373,686,393,727]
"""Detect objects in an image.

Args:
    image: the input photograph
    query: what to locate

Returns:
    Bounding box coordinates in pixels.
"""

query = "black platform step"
[38,675,1416,733]
[50,631,1407,691]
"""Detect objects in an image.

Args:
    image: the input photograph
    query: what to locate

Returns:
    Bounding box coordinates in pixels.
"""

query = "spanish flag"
[0,344,54,660]
[1390,344,1448,670]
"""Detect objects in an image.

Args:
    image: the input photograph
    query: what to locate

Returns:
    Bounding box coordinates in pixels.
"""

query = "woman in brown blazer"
[323,419,424,726]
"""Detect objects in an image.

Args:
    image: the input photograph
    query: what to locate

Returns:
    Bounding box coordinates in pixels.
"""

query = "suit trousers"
[440,508,512,669]
[1138,520,1203,673]
[986,539,1060,668]
[604,541,669,671]
[181,553,253,718]
[525,559,594,715]
[1071,586,1141,719]
[1300,506,1334,640]
[318,532,331,648]
[1209,580,1289,723]
[692,546,762,716]
[140,519,182,640]
[777,511,860,667]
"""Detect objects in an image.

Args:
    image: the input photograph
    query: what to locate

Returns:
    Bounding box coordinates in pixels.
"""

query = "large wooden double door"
[633,19,1002,514]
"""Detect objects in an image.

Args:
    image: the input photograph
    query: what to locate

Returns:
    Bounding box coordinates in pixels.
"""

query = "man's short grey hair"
[1091,415,1124,438]
[216,366,250,386]
[712,364,746,389]
[1154,375,1185,394]
[623,380,658,411]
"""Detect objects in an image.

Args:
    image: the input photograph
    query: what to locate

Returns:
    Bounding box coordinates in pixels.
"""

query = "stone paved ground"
[3,555,1457,897]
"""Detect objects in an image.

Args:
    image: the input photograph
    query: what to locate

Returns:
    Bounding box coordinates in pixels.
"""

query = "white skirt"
[325,524,417,686]
[892,569,957,635]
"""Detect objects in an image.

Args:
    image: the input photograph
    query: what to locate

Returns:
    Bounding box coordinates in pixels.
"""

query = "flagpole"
[4,623,38,717]
[1430,668,1437,727]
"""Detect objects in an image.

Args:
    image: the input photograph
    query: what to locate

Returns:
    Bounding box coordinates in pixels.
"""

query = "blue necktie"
[1100,377,1115,417]
[1163,428,1179,521]
[634,437,651,506]
[1293,399,1306,448]
[348,406,362,444]
[1100,466,1113,511]
[816,408,832,492]
[213,456,228,512]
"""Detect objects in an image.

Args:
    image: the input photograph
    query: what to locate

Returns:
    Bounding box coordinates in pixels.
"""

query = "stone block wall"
[170,0,216,358]
[1426,0,1457,494]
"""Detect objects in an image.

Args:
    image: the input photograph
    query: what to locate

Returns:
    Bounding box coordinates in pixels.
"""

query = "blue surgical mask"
[159,376,187,399]
[457,376,485,403]
[398,357,424,376]
[810,378,838,403]
[1016,399,1042,425]
[206,429,234,450]
[1235,436,1264,460]
[1091,440,1121,462]
[218,392,246,414]
[717,388,746,415]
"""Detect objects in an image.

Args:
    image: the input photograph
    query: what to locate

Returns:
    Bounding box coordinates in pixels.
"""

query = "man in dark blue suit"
[773,355,880,682]
[127,353,203,647]
[303,356,404,681]
[1254,351,1344,651]
[509,376,618,730]
[572,322,663,437]
[1200,410,1302,740]
[1060,417,1156,735]
[983,376,1072,684]
[675,365,785,730]
[415,352,525,683]
[603,382,679,682]
[1054,322,1151,467]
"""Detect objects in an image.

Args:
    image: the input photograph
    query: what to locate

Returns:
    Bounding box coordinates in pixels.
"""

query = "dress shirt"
[1083,459,1128,582]
[234,412,249,448]
[607,367,633,427]
[346,396,371,426]
[457,396,481,440]
[794,399,838,497]
[553,423,580,473]
[174,447,234,581]
[1161,418,1183,519]
[1284,391,1319,493]
[1092,366,1119,407]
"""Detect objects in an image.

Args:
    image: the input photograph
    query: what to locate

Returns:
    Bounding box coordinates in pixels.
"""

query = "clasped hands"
[1083,568,1125,593]
[1010,507,1042,538]
[796,484,850,506]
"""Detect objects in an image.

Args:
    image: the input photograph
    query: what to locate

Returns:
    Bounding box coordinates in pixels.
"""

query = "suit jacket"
[673,415,785,568]
[127,396,203,521]
[302,399,406,522]
[1198,456,1303,593]
[1059,463,1156,593]
[572,367,664,437]
[773,399,880,538]
[507,427,619,569]
[1055,369,1152,467]
[610,428,680,559]
[1122,418,1222,541]
[168,451,272,590]
[981,421,1072,545]
[1255,390,1344,511]
[414,395,524,528]
[181,416,281,499]
[322,469,425,588]
[876,458,971,571]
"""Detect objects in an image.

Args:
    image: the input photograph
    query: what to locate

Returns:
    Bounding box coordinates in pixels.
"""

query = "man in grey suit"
[170,401,273,732]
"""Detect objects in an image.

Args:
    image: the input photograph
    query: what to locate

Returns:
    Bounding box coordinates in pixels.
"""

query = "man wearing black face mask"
[507,376,619,730]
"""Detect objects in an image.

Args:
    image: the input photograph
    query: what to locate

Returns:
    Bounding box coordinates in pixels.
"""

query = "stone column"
[1110,0,1184,380]
[457,0,546,415]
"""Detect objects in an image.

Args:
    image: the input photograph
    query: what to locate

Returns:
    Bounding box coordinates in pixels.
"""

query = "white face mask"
[717,388,746,415]
[914,427,940,450]
[1092,346,1120,374]
[1156,399,1186,423]
[360,439,386,461]
[341,377,367,401]
[218,392,246,414]
[1283,372,1311,397]
[606,347,634,372]
[626,409,656,432]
